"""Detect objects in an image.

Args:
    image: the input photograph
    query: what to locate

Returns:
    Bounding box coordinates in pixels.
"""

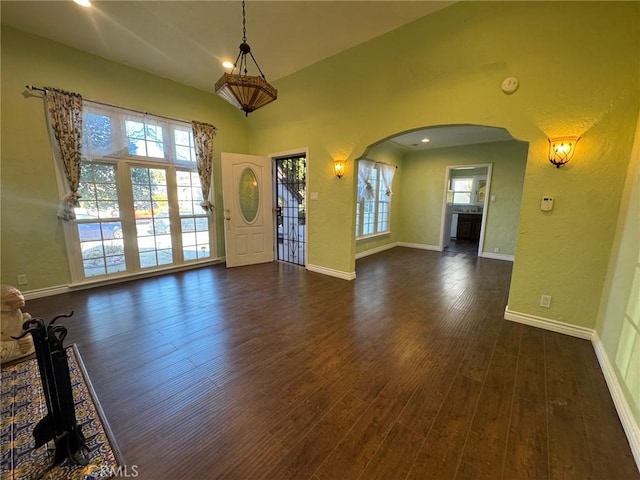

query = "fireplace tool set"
[14,311,89,467]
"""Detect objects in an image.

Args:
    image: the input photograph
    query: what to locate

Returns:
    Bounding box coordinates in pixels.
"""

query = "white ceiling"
[1,1,453,91]
[388,125,515,151]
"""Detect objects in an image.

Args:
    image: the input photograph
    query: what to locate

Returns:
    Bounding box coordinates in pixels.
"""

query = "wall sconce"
[548,136,580,168]
[333,159,346,179]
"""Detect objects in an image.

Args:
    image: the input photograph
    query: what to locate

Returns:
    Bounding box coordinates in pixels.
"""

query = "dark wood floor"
[25,248,638,480]
[445,239,479,256]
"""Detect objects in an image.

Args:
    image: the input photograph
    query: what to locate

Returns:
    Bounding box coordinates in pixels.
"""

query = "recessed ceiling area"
[387,125,516,151]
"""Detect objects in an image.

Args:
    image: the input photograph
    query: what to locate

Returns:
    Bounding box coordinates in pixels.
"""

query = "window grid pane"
[132,167,173,269]
[452,178,473,205]
[176,170,210,261]
[76,163,127,277]
[126,120,165,159]
[356,164,392,239]
[174,128,196,163]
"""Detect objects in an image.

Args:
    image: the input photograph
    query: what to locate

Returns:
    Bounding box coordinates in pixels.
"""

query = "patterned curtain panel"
[191,121,217,212]
[44,87,83,221]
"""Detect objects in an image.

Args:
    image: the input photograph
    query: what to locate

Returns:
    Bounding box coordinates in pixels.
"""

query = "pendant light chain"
[214,0,278,115]
[242,0,247,43]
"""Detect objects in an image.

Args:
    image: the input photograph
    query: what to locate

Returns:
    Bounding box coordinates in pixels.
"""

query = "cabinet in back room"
[456,214,482,241]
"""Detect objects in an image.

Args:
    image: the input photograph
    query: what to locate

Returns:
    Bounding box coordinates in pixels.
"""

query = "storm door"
[275,155,307,266]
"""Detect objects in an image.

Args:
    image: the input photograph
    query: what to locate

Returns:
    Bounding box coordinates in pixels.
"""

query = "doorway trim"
[439,163,493,256]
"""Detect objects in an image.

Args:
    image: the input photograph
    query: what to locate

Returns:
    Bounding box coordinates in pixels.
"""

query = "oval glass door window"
[238,167,259,223]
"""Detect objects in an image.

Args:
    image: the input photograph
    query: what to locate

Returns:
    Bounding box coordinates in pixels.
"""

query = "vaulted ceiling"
[1,1,453,92]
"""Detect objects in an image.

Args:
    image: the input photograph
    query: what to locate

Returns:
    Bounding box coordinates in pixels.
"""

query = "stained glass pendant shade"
[215,0,277,116]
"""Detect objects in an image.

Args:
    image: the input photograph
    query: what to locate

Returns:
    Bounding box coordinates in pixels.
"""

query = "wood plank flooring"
[24,247,638,479]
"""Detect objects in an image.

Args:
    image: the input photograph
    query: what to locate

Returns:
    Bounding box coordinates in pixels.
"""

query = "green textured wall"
[0,27,249,290]
[596,115,640,431]
[2,2,639,335]
[398,141,527,254]
[248,1,639,329]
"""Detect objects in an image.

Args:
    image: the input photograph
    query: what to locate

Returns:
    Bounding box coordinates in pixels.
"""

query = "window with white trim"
[355,162,392,238]
[451,178,474,205]
[67,102,213,282]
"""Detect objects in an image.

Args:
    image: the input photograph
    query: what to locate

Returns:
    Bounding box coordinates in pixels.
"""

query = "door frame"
[439,163,493,255]
[269,148,309,266]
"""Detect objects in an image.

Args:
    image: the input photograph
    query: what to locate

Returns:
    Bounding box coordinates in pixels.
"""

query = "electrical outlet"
[17,274,28,285]
[540,295,551,308]
[494,247,500,253]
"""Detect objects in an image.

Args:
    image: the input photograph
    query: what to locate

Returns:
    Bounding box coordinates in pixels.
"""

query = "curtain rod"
[25,85,216,130]
[362,158,398,169]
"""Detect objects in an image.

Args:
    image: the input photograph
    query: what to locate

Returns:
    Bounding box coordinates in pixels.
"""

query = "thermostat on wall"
[541,196,554,211]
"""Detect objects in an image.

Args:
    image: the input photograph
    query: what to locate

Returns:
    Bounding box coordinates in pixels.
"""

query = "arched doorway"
[354,124,528,266]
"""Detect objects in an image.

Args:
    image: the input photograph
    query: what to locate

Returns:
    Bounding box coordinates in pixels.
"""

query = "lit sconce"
[333,159,346,179]
[548,136,580,168]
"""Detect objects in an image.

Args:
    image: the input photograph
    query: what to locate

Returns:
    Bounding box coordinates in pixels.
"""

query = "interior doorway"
[275,154,307,266]
[441,164,492,256]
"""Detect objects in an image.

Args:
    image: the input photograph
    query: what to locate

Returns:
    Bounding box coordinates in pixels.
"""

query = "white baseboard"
[21,257,226,300]
[592,331,640,470]
[23,285,70,300]
[480,252,514,262]
[355,242,399,260]
[505,306,640,470]
[504,306,593,339]
[397,242,442,252]
[306,264,356,281]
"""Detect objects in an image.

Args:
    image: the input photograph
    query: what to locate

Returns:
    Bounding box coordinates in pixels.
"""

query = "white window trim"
[54,102,218,285]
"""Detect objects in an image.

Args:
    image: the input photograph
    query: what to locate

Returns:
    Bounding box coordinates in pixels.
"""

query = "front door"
[221,153,274,267]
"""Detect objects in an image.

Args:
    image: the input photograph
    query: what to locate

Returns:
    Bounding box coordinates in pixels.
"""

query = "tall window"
[356,162,392,238]
[67,102,212,282]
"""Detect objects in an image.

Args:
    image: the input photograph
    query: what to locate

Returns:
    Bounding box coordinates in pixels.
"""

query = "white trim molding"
[397,242,442,252]
[592,332,640,470]
[355,242,399,260]
[504,306,593,339]
[306,264,356,281]
[23,285,70,301]
[505,306,640,470]
[22,257,226,300]
[480,252,515,262]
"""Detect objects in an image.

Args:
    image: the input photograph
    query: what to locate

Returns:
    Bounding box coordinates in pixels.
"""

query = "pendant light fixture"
[215,0,277,116]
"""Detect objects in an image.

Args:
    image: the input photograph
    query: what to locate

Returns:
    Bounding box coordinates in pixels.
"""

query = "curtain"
[379,163,396,197]
[44,87,83,221]
[191,121,217,212]
[358,159,375,201]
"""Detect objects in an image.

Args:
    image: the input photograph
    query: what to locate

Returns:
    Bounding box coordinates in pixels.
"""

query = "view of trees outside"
[275,156,306,265]
[77,163,126,277]
[131,167,173,269]
[176,171,210,261]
